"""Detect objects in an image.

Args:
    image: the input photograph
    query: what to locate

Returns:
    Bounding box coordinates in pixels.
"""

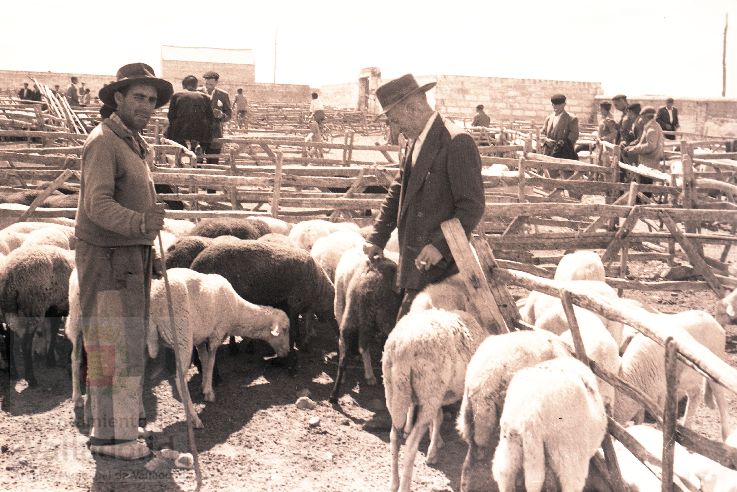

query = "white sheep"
[492,357,607,492]
[382,308,489,492]
[613,310,731,441]
[146,268,290,428]
[553,250,606,282]
[0,221,72,254]
[310,229,365,282]
[20,225,75,250]
[288,219,359,251]
[535,304,621,406]
[716,286,737,327]
[408,273,475,315]
[247,216,292,235]
[456,330,572,492]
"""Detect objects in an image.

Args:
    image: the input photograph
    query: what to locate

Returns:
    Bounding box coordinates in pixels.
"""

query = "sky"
[3,0,737,98]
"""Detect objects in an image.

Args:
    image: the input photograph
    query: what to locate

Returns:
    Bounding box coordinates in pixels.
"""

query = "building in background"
[160,45,256,96]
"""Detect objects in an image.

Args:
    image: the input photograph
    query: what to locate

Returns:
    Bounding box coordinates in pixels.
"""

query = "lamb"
[329,248,400,403]
[246,216,291,235]
[456,330,572,492]
[613,310,731,441]
[408,273,474,315]
[188,217,266,240]
[553,250,605,281]
[535,305,621,406]
[310,229,365,282]
[382,308,489,492]
[0,245,74,386]
[288,219,360,251]
[146,268,290,428]
[492,357,607,492]
[190,240,337,370]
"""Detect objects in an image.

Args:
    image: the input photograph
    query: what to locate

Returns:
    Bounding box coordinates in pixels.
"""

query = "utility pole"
[723,13,728,97]
[273,27,278,84]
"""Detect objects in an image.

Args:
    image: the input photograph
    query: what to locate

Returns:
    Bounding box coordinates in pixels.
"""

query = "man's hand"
[414,244,443,271]
[364,242,384,263]
[143,204,166,234]
[213,108,224,119]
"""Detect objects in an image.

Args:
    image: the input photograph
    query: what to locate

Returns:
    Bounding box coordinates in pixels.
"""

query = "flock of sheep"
[0,214,736,491]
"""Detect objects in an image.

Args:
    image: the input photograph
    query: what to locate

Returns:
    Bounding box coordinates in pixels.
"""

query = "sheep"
[20,225,75,250]
[0,221,71,255]
[65,268,84,407]
[715,286,737,327]
[162,218,196,237]
[310,229,365,282]
[553,250,605,282]
[383,308,489,492]
[329,248,400,403]
[257,232,295,249]
[492,357,607,492]
[456,330,572,492]
[408,273,473,314]
[164,236,213,269]
[288,219,360,251]
[613,310,731,441]
[190,240,337,371]
[0,245,74,386]
[535,304,621,406]
[246,216,291,235]
[188,217,266,240]
[146,268,290,428]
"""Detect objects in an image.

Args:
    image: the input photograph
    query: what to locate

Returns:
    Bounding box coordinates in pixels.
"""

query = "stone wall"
[595,95,737,137]
[318,83,358,109]
[243,83,312,105]
[0,70,113,97]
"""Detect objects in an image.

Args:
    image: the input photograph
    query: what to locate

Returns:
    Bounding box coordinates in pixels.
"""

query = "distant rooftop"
[161,45,254,65]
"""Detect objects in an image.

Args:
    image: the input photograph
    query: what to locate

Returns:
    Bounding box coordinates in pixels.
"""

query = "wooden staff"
[662,337,679,492]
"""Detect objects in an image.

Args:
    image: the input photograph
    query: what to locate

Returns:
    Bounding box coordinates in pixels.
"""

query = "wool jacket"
[368,114,486,290]
[75,115,159,247]
[166,89,214,144]
[626,118,664,167]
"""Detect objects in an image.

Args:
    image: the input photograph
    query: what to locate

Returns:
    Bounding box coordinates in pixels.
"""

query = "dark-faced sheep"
[188,217,266,240]
[0,245,74,386]
[190,240,337,371]
[329,248,400,403]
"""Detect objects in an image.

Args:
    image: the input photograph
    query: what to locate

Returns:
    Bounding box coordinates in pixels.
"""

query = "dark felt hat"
[375,74,436,115]
[98,63,173,109]
[627,103,642,113]
[640,105,656,116]
[476,104,484,110]
[551,94,566,105]
[599,101,612,110]
[612,94,627,101]
[203,71,220,80]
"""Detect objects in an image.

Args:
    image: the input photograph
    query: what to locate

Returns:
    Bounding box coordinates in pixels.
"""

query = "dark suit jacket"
[368,115,486,290]
[166,90,215,144]
[18,88,32,100]
[206,87,232,139]
[656,106,679,132]
[541,111,579,159]
[472,111,491,127]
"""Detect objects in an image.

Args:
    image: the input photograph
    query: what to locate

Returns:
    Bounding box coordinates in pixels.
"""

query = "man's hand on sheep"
[142,204,167,234]
[415,244,443,271]
[363,242,384,263]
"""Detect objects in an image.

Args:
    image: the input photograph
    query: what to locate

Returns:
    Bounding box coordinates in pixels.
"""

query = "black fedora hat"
[99,63,173,109]
[376,74,436,115]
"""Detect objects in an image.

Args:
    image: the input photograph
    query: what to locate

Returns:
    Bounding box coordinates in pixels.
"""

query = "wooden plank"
[659,211,724,296]
[440,219,509,334]
[470,237,520,326]
[662,338,679,492]
[270,152,283,218]
[18,169,75,221]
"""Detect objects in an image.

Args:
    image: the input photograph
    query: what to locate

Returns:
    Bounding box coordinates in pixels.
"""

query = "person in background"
[66,76,81,106]
[53,84,61,96]
[656,97,679,140]
[309,91,325,129]
[622,106,665,199]
[81,88,92,107]
[18,82,33,100]
[620,103,642,164]
[612,94,634,145]
[200,71,231,164]
[233,88,248,130]
[597,101,618,144]
[471,104,490,127]
[540,94,579,160]
[363,74,486,320]
[166,75,214,157]
[75,62,172,460]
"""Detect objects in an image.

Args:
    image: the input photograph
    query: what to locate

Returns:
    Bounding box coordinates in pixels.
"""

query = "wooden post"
[560,290,587,363]
[271,151,283,218]
[18,169,74,222]
[621,182,638,277]
[517,157,526,203]
[470,237,520,327]
[440,219,510,334]
[681,142,697,235]
[662,337,679,492]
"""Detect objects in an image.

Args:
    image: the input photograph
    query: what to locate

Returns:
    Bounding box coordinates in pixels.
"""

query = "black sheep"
[190,240,337,371]
[164,236,213,269]
[189,218,265,240]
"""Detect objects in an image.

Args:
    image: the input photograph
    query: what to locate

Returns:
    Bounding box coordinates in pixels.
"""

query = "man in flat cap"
[201,71,231,163]
[363,74,485,322]
[612,94,635,146]
[540,94,579,160]
[472,104,490,127]
[656,97,679,140]
[619,103,642,164]
[597,101,618,144]
[622,106,664,169]
[75,62,172,460]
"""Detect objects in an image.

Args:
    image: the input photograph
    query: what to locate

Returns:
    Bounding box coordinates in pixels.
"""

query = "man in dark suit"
[166,75,214,155]
[540,94,579,160]
[363,74,486,319]
[17,82,33,100]
[200,71,231,164]
[656,97,679,140]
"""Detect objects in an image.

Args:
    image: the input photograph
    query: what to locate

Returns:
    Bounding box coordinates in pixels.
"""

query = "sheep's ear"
[726,301,736,319]
[271,323,280,337]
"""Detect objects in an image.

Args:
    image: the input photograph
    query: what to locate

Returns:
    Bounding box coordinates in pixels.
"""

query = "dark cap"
[476,104,484,111]
[182,75,198,87]
[203,71,220,80]
[599,101,612,110]
[612,94,627,101]
[666,97,674,104]
[640,105,656,116]
[551,94,566,105]
[627,103,641,114]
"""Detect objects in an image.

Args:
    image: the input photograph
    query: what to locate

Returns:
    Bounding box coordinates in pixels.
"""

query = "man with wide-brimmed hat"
[363,74,486,321]
[75,62,172,460]
[540,93,579,160]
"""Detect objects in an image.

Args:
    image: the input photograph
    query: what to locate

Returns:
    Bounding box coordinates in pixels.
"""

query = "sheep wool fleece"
[74,113,158,444]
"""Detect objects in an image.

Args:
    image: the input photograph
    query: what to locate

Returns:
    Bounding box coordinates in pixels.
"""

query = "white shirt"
[666,107,674,124]
[410,112,439,166]
[310,99,323,112]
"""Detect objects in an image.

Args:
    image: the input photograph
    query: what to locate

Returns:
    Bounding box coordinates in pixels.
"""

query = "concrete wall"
[161,59,255,95]
[595,95,737,137]
[433,75,602,125]
[0,70,113,97]
[319,82,358,109]
[243,83,312,105]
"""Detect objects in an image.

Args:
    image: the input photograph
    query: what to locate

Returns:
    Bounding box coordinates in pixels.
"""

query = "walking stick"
[156,232,203,490]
